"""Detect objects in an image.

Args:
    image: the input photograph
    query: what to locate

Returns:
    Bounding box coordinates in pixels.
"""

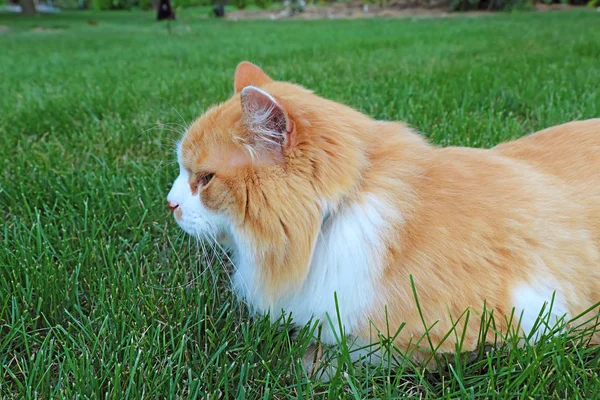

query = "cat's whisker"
[145,231,211,291]
[152,160,178,178]
[150,95,192,132]
[206,234,242,289]
[156,121,188,130]
[199,237,209,265]
[190,238,214,288]
[168,104,191,132]
[204,235,230,278]
[150,121,186,130]
[137,124,185,139]
[177,235,215,289]
[204,233,250,316]
[198,238,216,281]
[209,233,236,268]
[161,132,187,146]
[200,238,222,303]
[207,239,218,269]
[203,236,232,295]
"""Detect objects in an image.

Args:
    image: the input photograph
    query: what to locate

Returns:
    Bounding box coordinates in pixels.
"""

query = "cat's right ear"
[234,61,273,93]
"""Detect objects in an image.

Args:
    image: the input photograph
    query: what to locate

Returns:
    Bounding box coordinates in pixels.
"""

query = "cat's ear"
[234,61,273,93]
[240,86,294,152]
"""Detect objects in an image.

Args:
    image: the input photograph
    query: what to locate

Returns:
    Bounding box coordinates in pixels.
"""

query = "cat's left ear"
[234,61,273,93]
[240,86,295,152]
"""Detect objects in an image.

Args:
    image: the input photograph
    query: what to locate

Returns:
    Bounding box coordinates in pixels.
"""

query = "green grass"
[1,9,600,398]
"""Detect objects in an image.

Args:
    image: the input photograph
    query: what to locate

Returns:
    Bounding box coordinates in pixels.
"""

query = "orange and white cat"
[167,61,600,372]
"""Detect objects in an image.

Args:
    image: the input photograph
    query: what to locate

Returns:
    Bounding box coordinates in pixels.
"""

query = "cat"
[167,61,600,376]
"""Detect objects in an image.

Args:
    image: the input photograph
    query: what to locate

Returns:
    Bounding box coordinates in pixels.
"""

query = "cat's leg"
[301,342,326,378]
[301,335,385,382]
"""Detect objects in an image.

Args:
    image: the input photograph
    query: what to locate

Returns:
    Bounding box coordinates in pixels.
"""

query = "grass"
[1,8,600,398]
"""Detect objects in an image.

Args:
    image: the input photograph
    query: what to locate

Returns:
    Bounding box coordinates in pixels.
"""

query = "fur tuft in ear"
[241,86,294,152]
[234,62,273,93]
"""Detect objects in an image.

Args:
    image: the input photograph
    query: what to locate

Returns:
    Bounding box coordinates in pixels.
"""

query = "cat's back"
[492,119,600,184]
[492,119,600,243]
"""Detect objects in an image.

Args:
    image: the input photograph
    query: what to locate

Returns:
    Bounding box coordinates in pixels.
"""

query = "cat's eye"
[198,173,214,187]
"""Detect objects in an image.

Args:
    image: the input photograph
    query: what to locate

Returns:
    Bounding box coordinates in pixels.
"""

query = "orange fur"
[173,61,600,362]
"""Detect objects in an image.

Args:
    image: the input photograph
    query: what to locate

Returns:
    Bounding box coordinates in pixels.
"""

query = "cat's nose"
[168,201,179,212]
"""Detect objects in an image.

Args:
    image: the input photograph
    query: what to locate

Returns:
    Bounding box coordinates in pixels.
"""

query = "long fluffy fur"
[167,61,600,367]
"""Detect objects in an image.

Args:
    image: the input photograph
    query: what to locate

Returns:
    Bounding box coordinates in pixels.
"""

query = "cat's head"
[167,62,365,297]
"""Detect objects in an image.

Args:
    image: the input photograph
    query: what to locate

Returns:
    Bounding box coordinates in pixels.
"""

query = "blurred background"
[1,0,597,19]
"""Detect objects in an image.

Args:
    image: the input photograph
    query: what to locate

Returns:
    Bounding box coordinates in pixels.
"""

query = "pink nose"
[168,201,179,212]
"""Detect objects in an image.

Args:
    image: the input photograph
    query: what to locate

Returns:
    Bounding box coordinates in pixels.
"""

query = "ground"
[1,9,600,398]
[225,1,586,20]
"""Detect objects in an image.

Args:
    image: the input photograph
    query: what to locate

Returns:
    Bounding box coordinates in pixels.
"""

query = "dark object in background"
[157,0,176,20]
[20,0,36,15]
[213,3,225,17]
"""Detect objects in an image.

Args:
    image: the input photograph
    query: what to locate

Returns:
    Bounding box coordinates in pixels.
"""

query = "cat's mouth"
[167,193,231,250]
[173,208,183,221]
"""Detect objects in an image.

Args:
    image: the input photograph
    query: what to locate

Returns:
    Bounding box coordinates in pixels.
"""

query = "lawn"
[1,8,600,398]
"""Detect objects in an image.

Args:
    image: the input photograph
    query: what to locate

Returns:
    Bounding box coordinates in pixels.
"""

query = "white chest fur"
[232,194,392,344]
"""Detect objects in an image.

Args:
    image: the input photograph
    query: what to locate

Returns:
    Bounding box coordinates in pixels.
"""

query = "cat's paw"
[301,343,337,382]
